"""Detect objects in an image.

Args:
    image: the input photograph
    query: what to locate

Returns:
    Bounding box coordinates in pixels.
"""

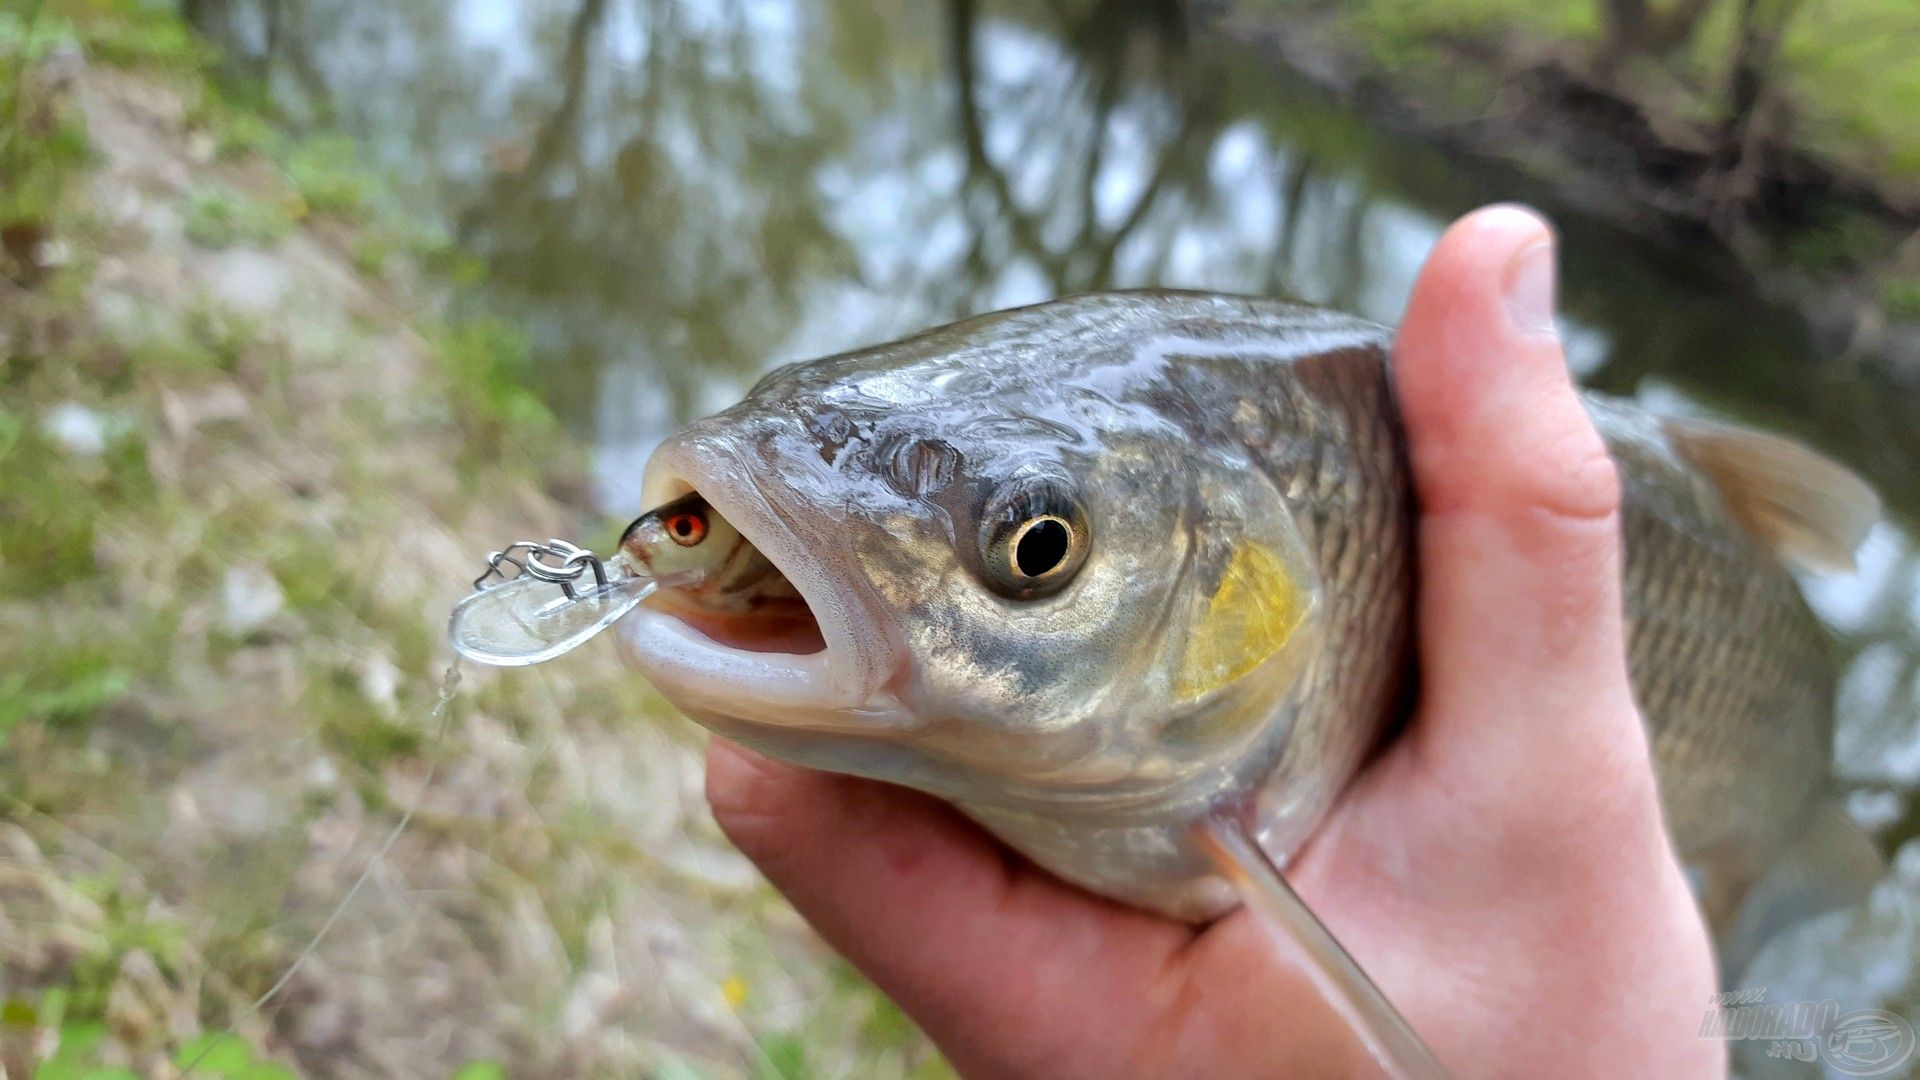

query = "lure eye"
[665,511,708,547]
[979,479,1089,598]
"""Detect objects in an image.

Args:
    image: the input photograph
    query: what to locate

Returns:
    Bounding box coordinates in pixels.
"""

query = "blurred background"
[1,0,1916,1076]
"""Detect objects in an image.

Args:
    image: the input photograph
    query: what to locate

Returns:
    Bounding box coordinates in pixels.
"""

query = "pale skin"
[704,206,1725,1078]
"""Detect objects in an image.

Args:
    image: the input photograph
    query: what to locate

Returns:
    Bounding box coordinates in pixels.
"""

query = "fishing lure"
[449,538,662,666]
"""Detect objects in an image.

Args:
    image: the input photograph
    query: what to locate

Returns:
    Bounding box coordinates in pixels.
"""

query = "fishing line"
[179,662,464,1080]
[185,538,638,1075]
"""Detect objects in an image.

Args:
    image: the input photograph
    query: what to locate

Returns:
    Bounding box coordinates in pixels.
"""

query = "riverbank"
[0,4,944,1077]
[1211,0,1920,382]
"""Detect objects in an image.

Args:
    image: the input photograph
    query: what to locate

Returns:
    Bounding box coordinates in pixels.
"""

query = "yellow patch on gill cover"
[1173,541,1309,701]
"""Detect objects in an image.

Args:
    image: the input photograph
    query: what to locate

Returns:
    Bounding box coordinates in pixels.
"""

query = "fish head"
[621,294,1334,816]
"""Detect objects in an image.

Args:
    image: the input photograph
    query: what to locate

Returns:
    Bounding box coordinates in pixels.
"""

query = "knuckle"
[1501,427,1625,608]
[1515,425,1621,528]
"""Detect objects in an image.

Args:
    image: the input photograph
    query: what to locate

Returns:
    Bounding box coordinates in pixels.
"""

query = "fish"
[616,491,825,654]
[615,290,1882,946]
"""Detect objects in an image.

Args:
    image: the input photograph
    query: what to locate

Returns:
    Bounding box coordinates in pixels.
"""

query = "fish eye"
[665,511,708,547]
[979,480,1089,598]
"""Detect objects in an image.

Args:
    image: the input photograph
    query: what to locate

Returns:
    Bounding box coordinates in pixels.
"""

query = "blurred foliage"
[1270,0,1920,182]
[0,2,952,1077]
[182,185,294,249]
[1252,0,1920,324]
[0,653,130,746]
[282,134,371,215]
[1885,276,1920,321]
[0,397,152,595]
[0,7,88,257]
[35,1017,141,1080]
[1742,1,1920,178]
[1332,0,1602,70]
[438,316,559,465]
[1778,204,1892,274]
[171,1033,298,1080]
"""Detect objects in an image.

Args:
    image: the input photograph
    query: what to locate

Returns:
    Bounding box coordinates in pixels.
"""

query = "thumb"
[1390,205,1643,789]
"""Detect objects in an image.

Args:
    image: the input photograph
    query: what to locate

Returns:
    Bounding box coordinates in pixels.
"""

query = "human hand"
[703,205,1722,1078]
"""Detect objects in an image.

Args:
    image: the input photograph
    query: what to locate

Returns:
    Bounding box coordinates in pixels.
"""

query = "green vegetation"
[35,1018,141,1080]
[1328,0,1600,72]
[171,1033,298,1080]
[182,186,294,249]
[1264,0,1920,304]
[1778,204,1892,274]
[1276,0,1920,183]
[0,651,130,744]
[0,2,948,1076]
[1886,276,1920,321]
[0,8,89,265]
[283,134,374,215]
[438,316,559,464]
[1765,2,1920,178]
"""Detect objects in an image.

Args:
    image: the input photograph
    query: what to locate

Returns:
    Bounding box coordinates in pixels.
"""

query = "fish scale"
[1243,330,1843,925]
[612,291,1872,931]
[1605,400,1835,901]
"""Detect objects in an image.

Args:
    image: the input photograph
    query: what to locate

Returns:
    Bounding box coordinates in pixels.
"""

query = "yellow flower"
[720,975,749,1009]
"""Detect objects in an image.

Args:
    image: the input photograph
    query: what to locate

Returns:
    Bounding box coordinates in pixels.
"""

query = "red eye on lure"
[666,511,708,546]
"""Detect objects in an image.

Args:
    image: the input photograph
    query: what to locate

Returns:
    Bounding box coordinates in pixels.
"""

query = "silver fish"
[617,291,1880,942]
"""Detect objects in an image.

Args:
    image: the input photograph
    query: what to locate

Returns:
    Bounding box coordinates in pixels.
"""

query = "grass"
[169,1034,298,1080]
[0,655,131,744]
[0,3,951,1077]
[1264,0,1920,319]
[0,9,91,270]
[1762,0,1920,179]
[283,134,373,215]
[1287,0,1920,184]
[437,316,559,465]
[1885,275,1920,321]
[182,186,294,249]
[0,396,153,595]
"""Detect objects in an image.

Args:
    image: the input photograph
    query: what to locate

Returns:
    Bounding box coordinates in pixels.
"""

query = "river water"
[186,0,1920,1074]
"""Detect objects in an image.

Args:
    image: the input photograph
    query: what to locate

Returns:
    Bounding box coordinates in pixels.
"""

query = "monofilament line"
[179,662,465,1079]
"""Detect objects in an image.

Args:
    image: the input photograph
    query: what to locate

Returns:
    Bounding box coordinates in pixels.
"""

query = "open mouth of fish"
[617,439,911,733]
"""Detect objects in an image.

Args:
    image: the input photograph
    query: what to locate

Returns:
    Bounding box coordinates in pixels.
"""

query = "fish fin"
[1196,819,1449,1079]
[1663,416,1880,573]
[1173,541,1312,702]
[1718,802,1884,983]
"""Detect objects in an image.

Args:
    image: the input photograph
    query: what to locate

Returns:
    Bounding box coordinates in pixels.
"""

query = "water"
[187,0,1920,1070]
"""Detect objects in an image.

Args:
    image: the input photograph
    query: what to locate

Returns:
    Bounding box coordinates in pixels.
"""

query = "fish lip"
[617,434,899,724]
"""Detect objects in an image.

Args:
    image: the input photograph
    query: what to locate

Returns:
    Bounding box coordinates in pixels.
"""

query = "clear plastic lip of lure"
[449,539,655,667]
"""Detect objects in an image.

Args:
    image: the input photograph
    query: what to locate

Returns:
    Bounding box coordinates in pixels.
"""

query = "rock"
[355,653,401,717]
[207,249,291,313]
[159,383,250,439]
[42,401,110,457]
[219,563,286,637]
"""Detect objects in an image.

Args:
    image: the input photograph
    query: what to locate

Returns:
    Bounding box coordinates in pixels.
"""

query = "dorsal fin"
[1664,416,1880,573]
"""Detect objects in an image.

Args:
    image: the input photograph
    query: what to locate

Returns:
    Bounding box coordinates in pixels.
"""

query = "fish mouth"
[617,436,911,732]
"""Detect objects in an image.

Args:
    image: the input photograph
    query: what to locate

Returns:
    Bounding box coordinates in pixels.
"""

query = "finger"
[1390,205,1641,780]
[703,739,1196,1078]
